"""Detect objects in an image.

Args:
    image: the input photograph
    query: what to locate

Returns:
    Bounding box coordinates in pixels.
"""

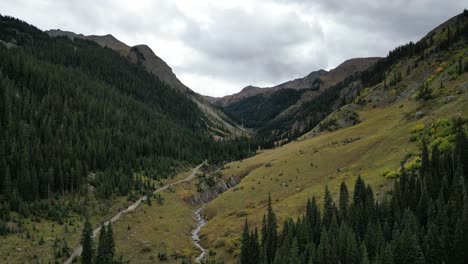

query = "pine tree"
[251,228,260,264]
[262,193,278,264]
[81,218,93,264]
[289,238,300,264]
[316,228,332,264]
[353,176,366,207]
[339,182,349,222]
[240,218,251,264]
[361,243,370,264]
[96,224,107,264]
[323,185,333,229]
[106,222,115,263]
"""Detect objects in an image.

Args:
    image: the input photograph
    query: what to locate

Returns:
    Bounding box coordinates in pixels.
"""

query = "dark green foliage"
[96,224,107,264]
[81,218,93,264]
[224,89,307,129]
[261,194,278,264]
[416,82,432,100]
[322,186,333,229]
[361,10,468,88]
[259,73,361,143]
[241,122,468,264]
[240,219,260,264]
[338,182,349,223]
[96,223,115,264]
[0,14,258,217]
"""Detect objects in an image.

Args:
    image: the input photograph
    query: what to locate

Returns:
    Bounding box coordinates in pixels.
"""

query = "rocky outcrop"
[212,57,380,108]
[190,176,239,205]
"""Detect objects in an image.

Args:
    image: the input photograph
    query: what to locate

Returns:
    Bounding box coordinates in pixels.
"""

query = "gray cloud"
[0,0,465,97]
[179,6,326,84]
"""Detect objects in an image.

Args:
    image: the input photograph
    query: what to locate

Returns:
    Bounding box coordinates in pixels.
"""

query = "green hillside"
[0,8,467,264]
[198,11,468,262]
[0,14,256,263]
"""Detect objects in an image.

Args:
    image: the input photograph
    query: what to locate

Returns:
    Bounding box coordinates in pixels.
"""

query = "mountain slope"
[197,11,468,262]
[46,29,244,137]
[0,13,256,210]
[218,57,380,143]
[212,58,379,108]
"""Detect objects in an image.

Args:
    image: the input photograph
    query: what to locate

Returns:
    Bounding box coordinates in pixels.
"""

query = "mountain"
[216,57,380,140]
[0,14,259,207]
[1,9,467,264]
[211,58,380,108]
[199,10,468,262]
[46,29,244,137]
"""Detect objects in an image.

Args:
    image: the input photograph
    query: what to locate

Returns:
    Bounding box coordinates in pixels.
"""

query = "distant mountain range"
[209,57,380,107]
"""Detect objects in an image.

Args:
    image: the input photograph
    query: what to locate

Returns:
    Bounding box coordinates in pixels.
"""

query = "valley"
[0,7,467,264]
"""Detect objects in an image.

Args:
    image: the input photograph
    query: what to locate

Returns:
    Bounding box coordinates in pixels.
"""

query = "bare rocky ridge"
[46,29,244,137]
[210,57,380,107]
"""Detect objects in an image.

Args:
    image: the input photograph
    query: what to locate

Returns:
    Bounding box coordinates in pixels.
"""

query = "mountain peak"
[241,85,262,92]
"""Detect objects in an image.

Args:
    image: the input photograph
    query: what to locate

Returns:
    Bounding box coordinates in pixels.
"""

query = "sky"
[1,1,465,97]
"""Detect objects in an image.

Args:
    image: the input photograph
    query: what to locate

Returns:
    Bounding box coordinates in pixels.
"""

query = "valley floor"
[0,165,206,264]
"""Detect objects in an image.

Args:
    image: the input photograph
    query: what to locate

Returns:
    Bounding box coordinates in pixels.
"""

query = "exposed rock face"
[46,29,82,39]
[305,104,361,138]
[128,44,190,93]
[272,69,327,90]
[190,176,239,205]
[211,85,266,107]
[320,58,381,88]
[211,57,381,107]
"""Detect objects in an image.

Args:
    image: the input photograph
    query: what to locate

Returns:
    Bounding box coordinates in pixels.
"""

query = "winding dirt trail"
[64,162,205,264]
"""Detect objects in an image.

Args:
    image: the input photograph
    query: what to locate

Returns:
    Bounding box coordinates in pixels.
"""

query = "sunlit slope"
[200,45,468,259]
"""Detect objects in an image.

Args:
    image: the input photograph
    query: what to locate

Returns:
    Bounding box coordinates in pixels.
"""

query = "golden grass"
[112,169,201,263]
[200,68,468,260]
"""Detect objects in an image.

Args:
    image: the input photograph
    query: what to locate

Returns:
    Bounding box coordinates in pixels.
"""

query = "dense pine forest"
[224,89,308,129]
[0,15,261,223]
[240,120,468,264]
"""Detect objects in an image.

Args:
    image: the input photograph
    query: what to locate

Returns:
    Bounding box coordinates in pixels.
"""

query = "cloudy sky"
[1,0,465,97]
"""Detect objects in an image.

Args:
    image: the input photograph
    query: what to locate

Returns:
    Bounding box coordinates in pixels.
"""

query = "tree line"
[361,9,468,88]
[81,218,123,264]
[241,121,468,264]
[0,15,260,224]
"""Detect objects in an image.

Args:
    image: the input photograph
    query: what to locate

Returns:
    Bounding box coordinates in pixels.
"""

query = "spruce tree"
[323,185,333,229]
[106,222,115,263]
[96,224,107,264]
[251,228,260,264]
[81,218,93,264]
[339,182,349,222]
[316,228,332,264]
[240,218,250,264]
[262,193,278,264]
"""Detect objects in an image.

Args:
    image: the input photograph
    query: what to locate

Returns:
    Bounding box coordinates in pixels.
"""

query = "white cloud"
[0,0,465,96]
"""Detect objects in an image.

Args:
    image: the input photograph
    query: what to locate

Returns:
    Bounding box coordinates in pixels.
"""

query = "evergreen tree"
[106,222,115,263]
[262,194,278,264]
[323,186,334,229]
[251,228,261,264]
[316,228,332,264]
[96,224,107,264]
[81,218,93,264]
[239,117,468,264]
[339,182,349,223]
[240,218,251,264]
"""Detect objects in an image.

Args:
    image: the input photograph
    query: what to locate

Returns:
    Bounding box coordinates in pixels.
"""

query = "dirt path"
[64,162,205,264]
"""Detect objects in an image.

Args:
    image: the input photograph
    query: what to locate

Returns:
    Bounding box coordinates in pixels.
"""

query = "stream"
[64,163,205,264]
[192,206,207,263]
